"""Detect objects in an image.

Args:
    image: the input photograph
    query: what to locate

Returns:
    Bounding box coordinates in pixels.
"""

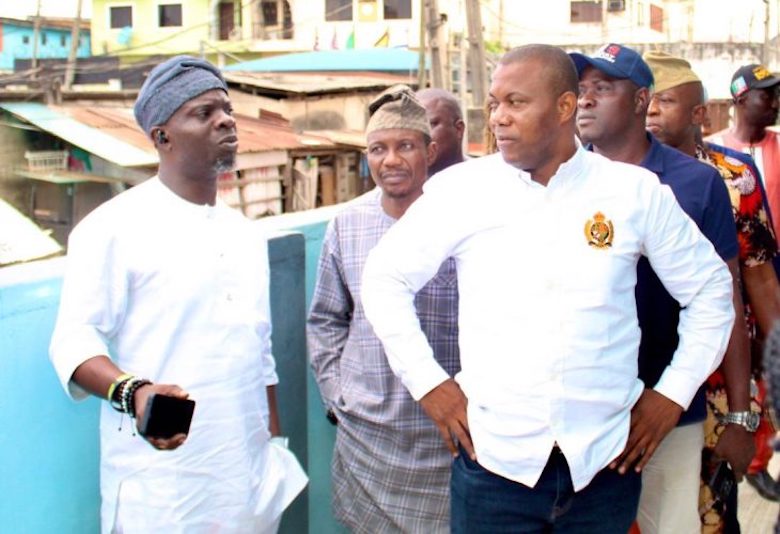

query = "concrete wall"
[0,205,347,533]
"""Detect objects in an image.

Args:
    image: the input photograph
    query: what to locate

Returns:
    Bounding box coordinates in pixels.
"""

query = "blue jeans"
[451,446,641,533]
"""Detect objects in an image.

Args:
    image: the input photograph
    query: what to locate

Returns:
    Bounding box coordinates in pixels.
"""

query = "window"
[159,4,182,27]
[262,1,279,25]
[650,4,663,32]
[60,34,66,47]
[22,35,29,44]
[384,0,411,19]
[41,33,47,45]
[109,6,133,28]
[607,0,625,11]
[326,0,352,21]
[570,1,602,23]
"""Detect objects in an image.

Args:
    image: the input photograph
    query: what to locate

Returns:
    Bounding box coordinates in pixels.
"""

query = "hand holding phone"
[138,393,196,439]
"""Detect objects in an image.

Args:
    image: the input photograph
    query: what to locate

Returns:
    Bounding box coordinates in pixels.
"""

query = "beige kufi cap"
[643,50,701,93]
[366,84,431,138]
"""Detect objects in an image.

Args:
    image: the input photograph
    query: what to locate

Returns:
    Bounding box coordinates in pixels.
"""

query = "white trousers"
[637,422,704,534]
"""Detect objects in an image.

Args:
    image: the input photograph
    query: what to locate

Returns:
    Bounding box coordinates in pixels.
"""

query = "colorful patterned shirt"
[698,143,777,268]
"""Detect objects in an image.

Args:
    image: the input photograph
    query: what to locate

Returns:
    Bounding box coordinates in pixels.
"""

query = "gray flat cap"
[134,55,228,134]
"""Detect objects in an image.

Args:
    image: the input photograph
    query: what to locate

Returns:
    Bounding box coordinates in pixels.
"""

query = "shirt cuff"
[49,326,110,401]
[264,371,280,387]
[402,361,451,401]
[652,365,701,410]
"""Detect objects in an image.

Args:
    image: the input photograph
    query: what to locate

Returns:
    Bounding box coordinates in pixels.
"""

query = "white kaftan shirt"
[308,188,460,533]
[362,148,734,492]
[49,177,300,533]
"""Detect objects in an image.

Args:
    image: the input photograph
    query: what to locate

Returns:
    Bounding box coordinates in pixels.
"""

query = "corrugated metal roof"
[15,168,144,186]
[224,47,427,73]
[310,129,366,149]
[1,102,346,166]
[223,71,415,96]
[0,102,158,167]
[234,113,338,151]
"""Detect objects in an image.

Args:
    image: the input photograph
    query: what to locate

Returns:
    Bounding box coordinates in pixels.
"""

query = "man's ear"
[427,140,439,166]
[455,118,466,138]
[150,127,169,148]
[558,91,577,123]
[634,87,650,115]
[691,104,707,127]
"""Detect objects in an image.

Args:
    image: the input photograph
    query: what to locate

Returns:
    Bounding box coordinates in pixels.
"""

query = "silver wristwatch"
[720,411,760,432]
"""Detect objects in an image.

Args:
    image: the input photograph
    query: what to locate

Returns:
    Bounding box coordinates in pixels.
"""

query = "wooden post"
[464,0,487,106]
[417,0,427,89]
[426,0,446,89]
[31,0,42,80]
[64,0,83,90]
[763,0,770,65]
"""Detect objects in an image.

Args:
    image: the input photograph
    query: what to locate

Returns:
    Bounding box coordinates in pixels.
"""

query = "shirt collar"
[515,142,587,190]
[153,176,221,219]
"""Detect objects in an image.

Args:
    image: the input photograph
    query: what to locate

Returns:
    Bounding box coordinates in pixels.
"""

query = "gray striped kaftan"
[308,187,460,534]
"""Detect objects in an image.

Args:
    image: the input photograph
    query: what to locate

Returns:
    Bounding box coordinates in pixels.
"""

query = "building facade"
[90,0,428,63]
[0,18,91,72]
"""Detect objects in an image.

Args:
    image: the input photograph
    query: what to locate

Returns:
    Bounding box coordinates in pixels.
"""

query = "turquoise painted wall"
[0,209,347,533]
[297,220,348,534]
[0,21,91,70]
[0,269,101,533]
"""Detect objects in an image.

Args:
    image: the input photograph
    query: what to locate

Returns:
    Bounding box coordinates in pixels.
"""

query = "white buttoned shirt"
[361,147,734,491]
[49,177,302,532]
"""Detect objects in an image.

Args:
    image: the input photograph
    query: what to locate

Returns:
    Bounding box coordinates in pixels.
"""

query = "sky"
[1,0,91,20]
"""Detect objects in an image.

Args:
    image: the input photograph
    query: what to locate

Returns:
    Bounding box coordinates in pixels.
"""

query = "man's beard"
[213,153,236,174]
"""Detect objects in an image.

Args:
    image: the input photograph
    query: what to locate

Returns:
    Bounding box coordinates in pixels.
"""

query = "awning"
[0,102,158,167]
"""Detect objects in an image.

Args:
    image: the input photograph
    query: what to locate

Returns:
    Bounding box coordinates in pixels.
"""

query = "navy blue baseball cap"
[570,43,654,89]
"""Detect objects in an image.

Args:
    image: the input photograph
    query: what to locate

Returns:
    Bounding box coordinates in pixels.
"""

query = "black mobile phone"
[707,460,736,502]
[138,393,196,439]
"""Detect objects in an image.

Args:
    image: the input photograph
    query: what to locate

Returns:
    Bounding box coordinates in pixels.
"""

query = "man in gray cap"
[308,84,460,532]
[50,56,306,533]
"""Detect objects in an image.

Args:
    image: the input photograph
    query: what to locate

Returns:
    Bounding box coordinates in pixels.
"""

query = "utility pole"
[498,0,504,45]
[417,0,427,89]
[64,0,83,90]
[764,0,770,65]
[464,0,487,106]
[425,0,447,89]
[458,32,468,155]
[31,0,42,80]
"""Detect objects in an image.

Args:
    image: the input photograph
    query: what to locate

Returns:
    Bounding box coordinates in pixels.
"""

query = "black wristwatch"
[326,408,338,426]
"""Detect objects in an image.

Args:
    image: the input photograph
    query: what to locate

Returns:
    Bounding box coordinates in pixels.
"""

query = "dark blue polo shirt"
[637,134,738,425]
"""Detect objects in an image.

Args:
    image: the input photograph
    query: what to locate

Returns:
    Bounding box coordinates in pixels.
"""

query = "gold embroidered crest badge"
[584,212,614,248]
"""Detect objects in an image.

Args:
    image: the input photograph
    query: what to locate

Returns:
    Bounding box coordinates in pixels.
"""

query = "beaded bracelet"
[109,375,134,413]
[120,377,153,418]
[106,373,133,402]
